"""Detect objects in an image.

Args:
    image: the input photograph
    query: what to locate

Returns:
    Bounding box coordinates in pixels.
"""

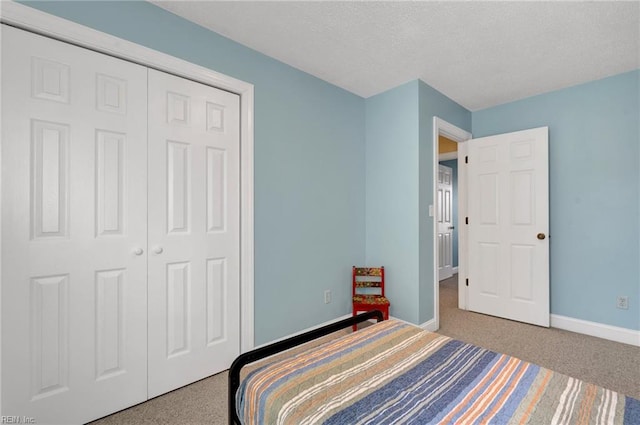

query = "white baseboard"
[254,314,351,350]
[452,267,459,274]
[420,318,438,332]
[390,316,438,332]
[551,314,640,347]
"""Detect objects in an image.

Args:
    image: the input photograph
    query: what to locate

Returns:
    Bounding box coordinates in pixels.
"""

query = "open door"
[467,127,549,327]
[437,164,454,280]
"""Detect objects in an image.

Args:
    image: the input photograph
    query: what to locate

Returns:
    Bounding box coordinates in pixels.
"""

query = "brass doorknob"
[537,233,546,240]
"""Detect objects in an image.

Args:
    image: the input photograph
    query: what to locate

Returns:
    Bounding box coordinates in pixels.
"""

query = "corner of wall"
[364,81,421,325]
[416,82,471,325]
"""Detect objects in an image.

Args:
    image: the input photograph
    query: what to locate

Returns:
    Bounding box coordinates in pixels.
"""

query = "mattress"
[236,319,639,424]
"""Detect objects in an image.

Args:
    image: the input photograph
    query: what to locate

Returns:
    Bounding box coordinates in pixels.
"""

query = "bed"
[229,311,639,424]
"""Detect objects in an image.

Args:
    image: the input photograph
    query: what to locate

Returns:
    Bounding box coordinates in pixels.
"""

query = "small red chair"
[352,266,390,331]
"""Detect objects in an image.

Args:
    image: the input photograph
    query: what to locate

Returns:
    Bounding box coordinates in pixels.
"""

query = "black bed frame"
[228,310,384,424]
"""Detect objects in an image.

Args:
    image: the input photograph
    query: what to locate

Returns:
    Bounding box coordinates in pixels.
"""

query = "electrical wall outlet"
[324,290,332,304]
[616,296,629,310]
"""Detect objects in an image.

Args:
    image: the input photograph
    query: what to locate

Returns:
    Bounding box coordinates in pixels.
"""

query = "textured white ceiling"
[151,1,639,111]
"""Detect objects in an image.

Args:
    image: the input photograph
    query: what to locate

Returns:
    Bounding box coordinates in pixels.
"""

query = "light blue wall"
[365,81,420,324]
[473,71,640,331]
[22,1,367,345]
[439,159,459,268]
[418,82,471,324]
[364,80,470,325]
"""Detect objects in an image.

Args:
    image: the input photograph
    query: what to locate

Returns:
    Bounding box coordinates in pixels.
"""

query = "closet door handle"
[133,247,144,256]
[152,246,164,254]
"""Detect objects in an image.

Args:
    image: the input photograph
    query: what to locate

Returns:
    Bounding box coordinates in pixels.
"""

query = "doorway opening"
[432,117,471,330]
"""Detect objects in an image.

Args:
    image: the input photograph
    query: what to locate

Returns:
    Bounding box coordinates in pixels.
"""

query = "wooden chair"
[352,266,390,330]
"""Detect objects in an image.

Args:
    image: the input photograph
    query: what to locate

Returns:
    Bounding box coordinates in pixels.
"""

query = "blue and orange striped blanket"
[237,319,639,424]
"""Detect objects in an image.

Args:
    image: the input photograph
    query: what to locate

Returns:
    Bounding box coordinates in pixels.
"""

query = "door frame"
[432,117,471,330]
[0,1,255,364]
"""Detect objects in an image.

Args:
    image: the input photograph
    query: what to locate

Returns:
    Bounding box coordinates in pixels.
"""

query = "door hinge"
[465,155,468,164]
[465,217,469,225]
[466,278,469,287]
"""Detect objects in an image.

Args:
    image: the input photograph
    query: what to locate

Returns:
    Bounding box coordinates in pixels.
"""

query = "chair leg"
[352,310,358,332]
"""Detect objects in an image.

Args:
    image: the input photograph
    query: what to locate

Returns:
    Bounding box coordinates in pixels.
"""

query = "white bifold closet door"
[147,69,240,398]
[1,26,148,424]
[1,25,241,424]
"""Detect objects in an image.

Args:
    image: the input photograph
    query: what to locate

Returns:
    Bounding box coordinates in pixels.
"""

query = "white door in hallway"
[1,26,148,424]
[467,127,549,327]
[438,164,454,280]
[147,69,241,397]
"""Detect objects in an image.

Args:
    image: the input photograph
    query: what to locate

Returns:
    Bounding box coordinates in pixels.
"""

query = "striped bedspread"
[237,319,640,424]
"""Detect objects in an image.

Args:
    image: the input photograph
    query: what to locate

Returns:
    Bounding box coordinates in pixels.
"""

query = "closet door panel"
[147,69,240,397]
[1,26,148,424]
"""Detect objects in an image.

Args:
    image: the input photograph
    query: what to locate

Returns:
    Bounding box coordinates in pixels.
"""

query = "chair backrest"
[352,266,385,297]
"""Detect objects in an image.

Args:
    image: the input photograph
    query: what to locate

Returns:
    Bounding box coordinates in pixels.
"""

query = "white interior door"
[147,69,240,397]
[438,164,454,280]
[467,127,549,327]
[1,26,148,424]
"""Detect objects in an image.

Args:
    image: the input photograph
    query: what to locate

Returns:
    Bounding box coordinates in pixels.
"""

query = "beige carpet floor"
[91,277,639,424]
[437,274,640,400]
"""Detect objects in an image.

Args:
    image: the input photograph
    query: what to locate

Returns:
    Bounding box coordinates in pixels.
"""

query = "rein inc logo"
[1,417,35,424]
